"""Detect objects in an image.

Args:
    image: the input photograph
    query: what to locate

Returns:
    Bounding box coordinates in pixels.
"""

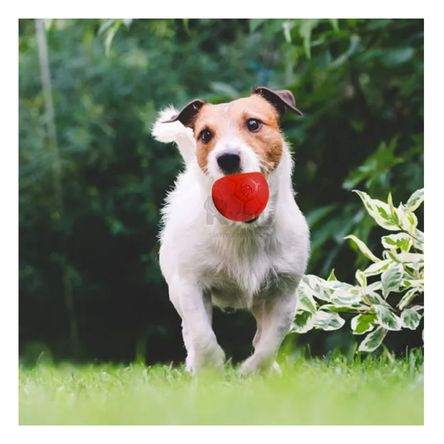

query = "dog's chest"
[197,227,296,308]
[201,257,270,308]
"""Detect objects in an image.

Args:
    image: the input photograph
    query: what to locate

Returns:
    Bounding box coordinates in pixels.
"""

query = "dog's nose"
[217,153,241,174]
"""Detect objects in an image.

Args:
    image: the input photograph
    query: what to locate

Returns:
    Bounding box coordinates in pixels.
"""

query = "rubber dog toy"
[211,172,269,222]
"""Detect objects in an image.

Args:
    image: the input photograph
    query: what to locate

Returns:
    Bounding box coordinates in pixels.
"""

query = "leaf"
[397,205,418,235]
[355,269,366,287]
[401,278,423,291]
[367,281,383,292]
[291,311,315,334]
[390,252,424,264]
[353,190,400,231]
[282,21,294,43]
[343,140,402,191]
[358,327,388,352]
[345,235,380,263]
[306,205,337,227]
[302,275,330,302]
[299,19,319,59]
[329,19,339,31]
[374,305,402,331]
[331,34,361,68]
[327,268,337,281]
[381,262,404,297]
[363,260,390,277]
[98,19,123,56]
[398,288,421,310]
[401,306,423,330]
[296,281,317,314]
[383,47,415,66]
[351,313,377,335]
[413,229,424,252]
[366,291,392,308]
[405,188,424,212]
[314,310,345,331]
[381,233,413,252]
[321,304,367,313]
[98,19,118,35]
[387,192,402,228]
[326,281,362,305]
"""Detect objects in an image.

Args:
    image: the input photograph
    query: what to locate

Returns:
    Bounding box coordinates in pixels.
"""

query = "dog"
[152,87,310,374]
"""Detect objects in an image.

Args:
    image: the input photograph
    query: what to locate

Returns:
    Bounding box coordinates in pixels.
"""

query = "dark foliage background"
[19,19,423,364]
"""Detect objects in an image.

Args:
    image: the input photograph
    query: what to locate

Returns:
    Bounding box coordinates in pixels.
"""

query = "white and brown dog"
[152,87,310,374]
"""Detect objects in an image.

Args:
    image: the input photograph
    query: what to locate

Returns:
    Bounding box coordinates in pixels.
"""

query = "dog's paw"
[271,361,282,375]
[239,355,260,376]
[239,355,280,376]
[187,345,226,373]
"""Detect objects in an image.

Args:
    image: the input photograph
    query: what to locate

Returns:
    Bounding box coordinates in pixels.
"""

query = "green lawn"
[19,352,423,425]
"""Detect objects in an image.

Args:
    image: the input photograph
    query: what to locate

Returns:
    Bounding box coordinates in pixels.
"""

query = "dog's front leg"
[169,280,225,373]
[240,291,297,375]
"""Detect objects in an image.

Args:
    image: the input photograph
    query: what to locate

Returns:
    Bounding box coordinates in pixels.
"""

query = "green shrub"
[293,188,424,352]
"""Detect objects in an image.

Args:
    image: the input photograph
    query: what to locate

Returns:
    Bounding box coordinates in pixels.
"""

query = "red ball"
[211,172,270,222]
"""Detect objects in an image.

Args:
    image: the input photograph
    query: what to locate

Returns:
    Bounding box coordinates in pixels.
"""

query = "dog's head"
[164,87,302,180]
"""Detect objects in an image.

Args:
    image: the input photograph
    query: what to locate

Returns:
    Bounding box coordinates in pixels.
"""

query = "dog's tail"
[151,107,196,165]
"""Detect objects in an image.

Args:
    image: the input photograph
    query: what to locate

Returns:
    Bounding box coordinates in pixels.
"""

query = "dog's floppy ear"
[162,99,205,127]
[252,86,303,117]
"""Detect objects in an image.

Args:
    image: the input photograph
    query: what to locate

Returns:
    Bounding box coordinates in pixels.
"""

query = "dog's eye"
[200,129,213,144]
[246,118,262,132]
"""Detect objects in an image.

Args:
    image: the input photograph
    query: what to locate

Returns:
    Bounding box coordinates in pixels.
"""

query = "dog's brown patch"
[193,95,284,174]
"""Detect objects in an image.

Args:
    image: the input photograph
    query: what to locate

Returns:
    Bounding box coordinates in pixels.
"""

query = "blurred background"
[19,19,423,364]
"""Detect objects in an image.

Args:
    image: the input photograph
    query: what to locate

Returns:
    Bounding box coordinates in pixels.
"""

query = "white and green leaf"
[381,233,413,252]
[302,275,330,302]
[345,234,380,263]
[355,269,367,287]
[291,311,315,334]
[353,190,400,231]
[321,303,367,313]
[401,306,423,330]
[401,305,423,330]
[326,281,362,305]
[351,313,377,335]
[296,282,318,314]
[397,205,418,235]
[389,252,424,264]
[381,262,404,297]
[405,188,424,212]
[365,292,392,310]
[374,305,402,331]
[413,229,424,252]
[366,281,383,293]
[358,327,388,352]
[314,310,345,331]
[363,260,390,277]
[397,287,422,310]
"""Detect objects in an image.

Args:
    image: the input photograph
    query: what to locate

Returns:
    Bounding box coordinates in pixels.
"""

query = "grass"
[19,351,424,425]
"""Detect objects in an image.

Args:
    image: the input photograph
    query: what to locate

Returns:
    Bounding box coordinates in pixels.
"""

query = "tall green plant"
[293,188,424,352]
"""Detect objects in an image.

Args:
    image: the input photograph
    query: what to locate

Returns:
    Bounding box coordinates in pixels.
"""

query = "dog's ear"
[252,86,303,117]
[162,99,205,127]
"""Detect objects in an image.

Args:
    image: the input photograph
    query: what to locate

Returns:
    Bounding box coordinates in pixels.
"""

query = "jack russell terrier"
[152,87,310,374]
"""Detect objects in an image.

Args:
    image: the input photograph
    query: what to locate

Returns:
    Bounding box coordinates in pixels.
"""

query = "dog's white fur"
[152,106,309,374]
